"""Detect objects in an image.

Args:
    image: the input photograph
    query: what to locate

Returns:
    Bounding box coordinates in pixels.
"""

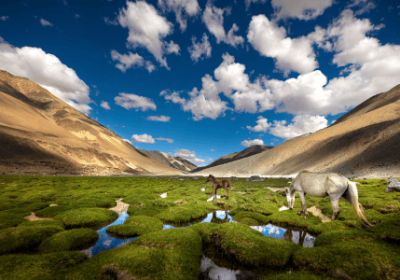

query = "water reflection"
[81,210,315,258]
[198,255,261,280]
[80,212,135,258]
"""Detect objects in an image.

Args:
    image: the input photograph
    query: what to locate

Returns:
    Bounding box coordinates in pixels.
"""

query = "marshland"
[0,174,399,280]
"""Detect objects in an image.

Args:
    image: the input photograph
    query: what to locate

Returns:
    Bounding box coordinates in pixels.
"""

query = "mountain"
[192,84,400,179]
[0,70,183,176]
[192,145,273,173]
[138,150,197,172]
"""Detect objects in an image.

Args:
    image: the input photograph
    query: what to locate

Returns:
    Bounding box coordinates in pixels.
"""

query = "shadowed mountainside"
[192,145,273,173]
[192,84,400,179]
[138,150,197,172]
[0,70,183,176]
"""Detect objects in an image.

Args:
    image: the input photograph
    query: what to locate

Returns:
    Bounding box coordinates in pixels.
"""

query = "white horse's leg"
[330,197,340,220]
[297,191,308,218]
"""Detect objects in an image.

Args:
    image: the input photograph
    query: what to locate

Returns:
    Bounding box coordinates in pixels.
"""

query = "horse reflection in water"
[210,211,230,224]
[283,228,314,247]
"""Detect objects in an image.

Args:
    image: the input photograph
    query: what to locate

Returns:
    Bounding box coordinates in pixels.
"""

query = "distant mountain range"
[138,150,197,172]
[0,70,182,176]
[191,145,273,173]
[192,83,400,179]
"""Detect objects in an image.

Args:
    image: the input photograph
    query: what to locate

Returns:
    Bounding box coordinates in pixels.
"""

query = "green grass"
[38,228,99,253]
[0,174,399,279]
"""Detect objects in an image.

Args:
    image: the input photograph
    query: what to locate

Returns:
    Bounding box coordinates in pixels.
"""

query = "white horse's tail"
[346,182,374,227]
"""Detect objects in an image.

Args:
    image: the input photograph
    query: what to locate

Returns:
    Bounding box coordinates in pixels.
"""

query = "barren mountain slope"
[139,150,197,172]
[0,70,183,176]
[193,84,400,178]
[192,145,273,173]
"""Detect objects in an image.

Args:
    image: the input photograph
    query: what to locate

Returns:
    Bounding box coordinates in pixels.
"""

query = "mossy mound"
[39,228,99,253]
[314,230,376,246]
[35,205,73,218]
[106,215,163,237]
[20,202,50,212]
[0,199,15,212]
[203,222,300,268]
[18,219,65,229]
[265,210,321,228]
[127,196,174,217]
[1,208,32,217]
[189,222,219,239]
[293,241,400,280]
[0,251,87,280]
[54,208,118,228]
[0,226,63,254]
[307,220,361,235]
[230,200,278,215]
[154,202,209,224]
[0,212,26,230]
[229,210,270,226]
[68,197,117,209]
[260,271,336,280]
[64,228,202,280]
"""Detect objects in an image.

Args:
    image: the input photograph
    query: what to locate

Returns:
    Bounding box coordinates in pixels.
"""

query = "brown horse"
[205,174,231,200]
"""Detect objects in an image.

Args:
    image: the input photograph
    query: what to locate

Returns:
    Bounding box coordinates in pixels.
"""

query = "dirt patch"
[24,212,52,221]
[307,206,331,223]
[109,198,130,214]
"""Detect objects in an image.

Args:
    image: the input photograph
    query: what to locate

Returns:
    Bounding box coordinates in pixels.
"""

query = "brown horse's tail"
[345,182,374,227]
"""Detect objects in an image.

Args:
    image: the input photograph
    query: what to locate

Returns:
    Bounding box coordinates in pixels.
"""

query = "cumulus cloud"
[131,134,155,143]
[116,1,179,69]
[248,14,318,76]
[40,18,53,27]
[245,0,266,10]
[246,116,271,132]
[268,115,328,139]
[0,39,92,114]
[271,0,334,21]
[188,33,212,63]
[155,137,173,143]
[347,0,376,15]
[110,50,155,73]
[160,53,275,120]
[0,16,9,21]
[114,93,156,111]
[101,101,111,110]
[173,149,205,164]
[202,4,244,47]
[158,0,200,31]
[147,115,170,122]
[241,139,264,147]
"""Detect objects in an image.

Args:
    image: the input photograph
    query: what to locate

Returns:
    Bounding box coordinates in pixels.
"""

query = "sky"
[1,0,400,167]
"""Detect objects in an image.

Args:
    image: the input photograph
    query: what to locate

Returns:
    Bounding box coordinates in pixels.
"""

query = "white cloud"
[1,16,9,21]
[188,33,211,63]
[248,14,318,76]
[245,0,266,10]
[132,134,155,143]
[110,50,155,73]
[202,4,244,47]
[114,93,156,111]
[74,14,80,19]
[268,115,328,139]
[160,53,275,120]
[40,18,53,27]
[246,116,271,132]
[158,0,200,31]
[116,1,178,69]
[164,40,180,54]
[271,0,334,21]
[173,149,205,163]
[147,115,170,122]
[0,40,92,114]
[155,137,173,143]
[347,0,376,15]
[104,17,118,25]
[101,101,111,110]
[241,139,264,147]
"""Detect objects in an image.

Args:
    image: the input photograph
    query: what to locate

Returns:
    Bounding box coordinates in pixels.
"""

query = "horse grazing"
[284,170,373,227]
[205,174,231,200]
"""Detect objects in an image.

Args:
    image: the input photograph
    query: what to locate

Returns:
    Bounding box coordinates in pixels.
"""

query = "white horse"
[284,170,373,226]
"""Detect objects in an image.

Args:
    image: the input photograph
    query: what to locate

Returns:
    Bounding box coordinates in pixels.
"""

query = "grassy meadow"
[0,174,399,279]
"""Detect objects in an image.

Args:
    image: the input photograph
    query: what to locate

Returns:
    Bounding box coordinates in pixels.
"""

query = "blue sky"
[1,0,400,166]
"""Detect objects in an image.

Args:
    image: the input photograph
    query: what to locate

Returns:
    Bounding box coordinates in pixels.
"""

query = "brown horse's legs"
[213,185,217,199]
[225,188,229,200]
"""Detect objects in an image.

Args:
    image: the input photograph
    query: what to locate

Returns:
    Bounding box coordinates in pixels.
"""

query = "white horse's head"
[285,185,295,210]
